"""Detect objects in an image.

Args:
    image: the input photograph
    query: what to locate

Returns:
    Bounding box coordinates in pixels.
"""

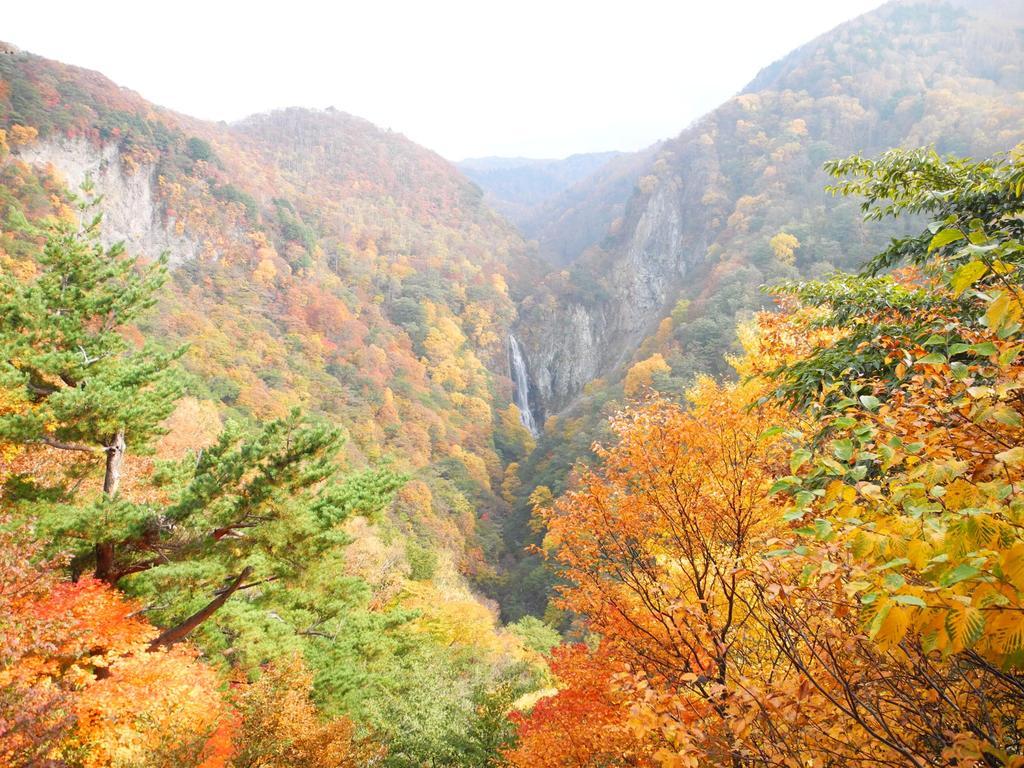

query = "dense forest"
[493,0,1024,622]
[2,1,1024,766]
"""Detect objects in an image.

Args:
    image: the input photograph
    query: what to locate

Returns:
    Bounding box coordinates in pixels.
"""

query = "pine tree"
[0,197,182,581]
[0,197,406,647]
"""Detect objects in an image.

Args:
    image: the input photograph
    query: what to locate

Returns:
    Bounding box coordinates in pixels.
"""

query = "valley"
[3,1,1024,765]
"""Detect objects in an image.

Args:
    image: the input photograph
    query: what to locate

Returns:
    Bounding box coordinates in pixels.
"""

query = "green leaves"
[833,439,855,462]
[939,563,981,587]
[891,594,927,607]
[916,352,947,366]
[859,394,881,411]
[928,228,964,253]
[790,448,811,474]
[0,209,182,457]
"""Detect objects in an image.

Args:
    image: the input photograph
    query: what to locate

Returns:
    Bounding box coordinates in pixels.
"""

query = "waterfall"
[508,334,539,437]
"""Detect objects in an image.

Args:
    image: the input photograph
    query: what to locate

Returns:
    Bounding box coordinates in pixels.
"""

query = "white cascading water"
[508,334,539,436]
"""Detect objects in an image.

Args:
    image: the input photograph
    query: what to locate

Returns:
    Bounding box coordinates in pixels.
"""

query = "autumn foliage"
[0,524,229,768]
[510,148,1024,768]
[506,644,655,768]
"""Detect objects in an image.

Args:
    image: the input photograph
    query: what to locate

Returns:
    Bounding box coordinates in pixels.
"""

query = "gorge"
[3,1,1024,765]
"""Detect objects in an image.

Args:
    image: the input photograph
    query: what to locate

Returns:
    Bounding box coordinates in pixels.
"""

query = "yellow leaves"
[253,256,278,285]
[985,289,1024,333]
[950,259,988,296]
[7,124,38,146]
[402,580,535,662]
[869,599,913,650]
[995,446,1024,467]
[1000,542,1024,592]
[448,444,491,492]
[501,462,522,503]
[907,539,932,570]
[942,478,982,511]
[824,479,857,505]
[987,608,1024,656]
[945,602,986,653]
[769,231,800,265]
[638,175,659,195]
[490,272,508,297]
[624,354,671,398]
[498,404,536,457]
[229,655,380,768]
[652,747,693,768]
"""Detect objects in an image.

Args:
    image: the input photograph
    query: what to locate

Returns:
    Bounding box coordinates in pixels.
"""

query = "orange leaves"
[536,379,793,765]
[31,577,155,674]
[623,354,671,398]
[71,646,227,768]
[227,656,380,768]
[1,525,389,768]
[506,644,656,768]
[0,524,230,768]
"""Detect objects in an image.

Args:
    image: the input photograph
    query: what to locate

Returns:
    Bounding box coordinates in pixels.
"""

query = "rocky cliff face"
[514,0,1024,417]
[13,139,199,265]
[519,300,608,414]
[517,129,722,413]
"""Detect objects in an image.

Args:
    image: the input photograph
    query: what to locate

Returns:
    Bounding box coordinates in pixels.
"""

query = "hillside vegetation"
[3,1,1024,766]
[0,45,549,766]
[457,151,622,240]
[503,2,1024,603]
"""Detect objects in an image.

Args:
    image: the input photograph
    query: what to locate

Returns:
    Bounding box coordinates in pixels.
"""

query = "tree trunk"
[148,566,253,650]
[94,542,115,583]
[94,428,125,583]
[103,428,126,496]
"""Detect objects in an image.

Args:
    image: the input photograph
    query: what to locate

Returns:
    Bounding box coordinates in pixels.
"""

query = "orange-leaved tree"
[227,655,382,768]
[506,643,656,768]
[536,379,792,767]
[758,148,1024,765]
[0,522,230,768]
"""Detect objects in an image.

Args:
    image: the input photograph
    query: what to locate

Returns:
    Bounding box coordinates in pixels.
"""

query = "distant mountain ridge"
[457,151,622,249]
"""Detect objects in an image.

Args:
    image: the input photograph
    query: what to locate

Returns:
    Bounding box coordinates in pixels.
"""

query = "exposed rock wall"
[517,136,720,415]
[514,0,1024,418]
[14,139,198,264]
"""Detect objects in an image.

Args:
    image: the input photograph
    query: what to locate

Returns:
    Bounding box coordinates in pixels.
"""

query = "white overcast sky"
[4,0,886,160]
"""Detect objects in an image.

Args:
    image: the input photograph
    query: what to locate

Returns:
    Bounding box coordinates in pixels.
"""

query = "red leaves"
[0,523,229,767]
[507,644,656,768]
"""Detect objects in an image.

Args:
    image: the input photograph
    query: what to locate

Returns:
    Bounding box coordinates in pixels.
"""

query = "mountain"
[0,46,540,534]
[457,152,623,251]
[511,145,662,267]
[482,0,1024,622]
[4,0,1024,762]
[0,44,552,760]
[514,0,1024,420]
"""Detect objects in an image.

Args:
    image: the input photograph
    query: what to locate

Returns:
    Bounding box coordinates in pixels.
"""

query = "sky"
[4,0,886,160]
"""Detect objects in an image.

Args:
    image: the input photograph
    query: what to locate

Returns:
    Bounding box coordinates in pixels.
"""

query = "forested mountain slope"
[489,0,1024,622]
[1,46,543,561]
[516,0,1024,419]
[515,146,662,268]
[4,1,1024,762]
[0,44,552,764]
